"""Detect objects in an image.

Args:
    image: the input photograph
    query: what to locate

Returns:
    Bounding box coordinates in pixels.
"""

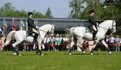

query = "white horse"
[67,20,116,55]
[2,24,54,56]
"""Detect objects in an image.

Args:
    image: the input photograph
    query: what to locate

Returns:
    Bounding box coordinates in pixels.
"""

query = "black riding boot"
[93,31,97,40]
[33,33,38,43]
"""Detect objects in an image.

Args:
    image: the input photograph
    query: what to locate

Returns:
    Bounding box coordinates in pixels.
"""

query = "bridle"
[110,21,116,33]
[98,25,108,32]
[50,24,54,35]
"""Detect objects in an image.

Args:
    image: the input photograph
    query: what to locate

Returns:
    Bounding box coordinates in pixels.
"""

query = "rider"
[27,12,38,43]
[88,10,97,40]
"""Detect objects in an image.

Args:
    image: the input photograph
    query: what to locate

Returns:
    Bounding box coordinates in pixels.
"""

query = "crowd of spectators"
[0,34,121,52]
[95,34,121,51]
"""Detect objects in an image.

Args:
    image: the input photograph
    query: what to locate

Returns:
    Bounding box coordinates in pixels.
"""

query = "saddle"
[26,32,34,37]
[26,28,40,37]
[85,27,91,33]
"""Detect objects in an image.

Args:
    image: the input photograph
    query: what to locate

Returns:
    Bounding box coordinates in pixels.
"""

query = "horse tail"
[2,31,16,47]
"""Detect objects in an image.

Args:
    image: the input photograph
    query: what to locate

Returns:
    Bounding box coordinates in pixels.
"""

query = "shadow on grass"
[63,53,100,55]
[6,53,48,56]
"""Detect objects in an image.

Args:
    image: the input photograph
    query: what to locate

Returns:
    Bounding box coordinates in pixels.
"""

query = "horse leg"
[91,40,98,55]
[101,40,111,55]
[38,40,43,55]
[77,37,85,54]
[36,43,44,54]
[69,41,74,55]
[12,40,22,56]
[42,43,45,49]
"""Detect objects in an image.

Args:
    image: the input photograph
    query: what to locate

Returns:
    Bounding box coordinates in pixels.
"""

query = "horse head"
[110,20,116,34]
[49,24,54,35]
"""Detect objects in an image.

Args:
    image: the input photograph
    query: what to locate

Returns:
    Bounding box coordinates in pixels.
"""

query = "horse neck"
[99,21,112,29]
[99,20,112,30]
[39,25,51,32]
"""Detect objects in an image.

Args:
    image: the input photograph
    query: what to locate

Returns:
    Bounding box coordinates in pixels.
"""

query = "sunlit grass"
[0,51,121,70]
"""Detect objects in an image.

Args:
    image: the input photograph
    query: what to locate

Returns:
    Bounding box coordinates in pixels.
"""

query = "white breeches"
[32,28,38,34]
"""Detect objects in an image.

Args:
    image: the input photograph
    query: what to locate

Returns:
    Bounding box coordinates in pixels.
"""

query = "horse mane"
[99,20,113,26]
[39,24,52,29]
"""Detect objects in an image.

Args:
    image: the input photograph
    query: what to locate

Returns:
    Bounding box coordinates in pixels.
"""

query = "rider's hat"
[28,12,33,16]
[90,10,94,14]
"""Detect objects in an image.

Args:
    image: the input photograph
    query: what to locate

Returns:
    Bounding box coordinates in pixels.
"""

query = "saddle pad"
[26,33,34,37]
[85,27,91,33]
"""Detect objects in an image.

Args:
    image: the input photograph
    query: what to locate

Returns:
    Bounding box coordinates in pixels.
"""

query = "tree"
[0,3,16,17]
[46,7,52,17]
[69,0,84,18]
[81,0,105,20]
[69,0,105,19]
[45,7,53,18]
[114,0,121,35]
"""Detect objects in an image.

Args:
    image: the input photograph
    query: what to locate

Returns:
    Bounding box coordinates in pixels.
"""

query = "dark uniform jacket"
[27,17,36,35]
[88,14,96,32]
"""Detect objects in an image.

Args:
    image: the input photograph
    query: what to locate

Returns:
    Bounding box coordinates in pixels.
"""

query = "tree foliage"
[69,0,84,18]
[45,7,53,18]
[0,3,53,18]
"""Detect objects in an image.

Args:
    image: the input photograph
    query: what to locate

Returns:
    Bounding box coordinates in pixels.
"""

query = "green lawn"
[0,51,121,70]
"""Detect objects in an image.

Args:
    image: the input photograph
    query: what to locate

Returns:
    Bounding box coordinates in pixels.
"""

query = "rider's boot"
[33,33,38,43]
[93,31,97,40]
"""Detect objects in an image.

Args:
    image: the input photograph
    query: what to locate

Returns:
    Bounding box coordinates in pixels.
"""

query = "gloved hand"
[36,26,39,28]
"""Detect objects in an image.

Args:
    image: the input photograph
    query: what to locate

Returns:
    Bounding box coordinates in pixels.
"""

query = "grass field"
[0,51,121,70]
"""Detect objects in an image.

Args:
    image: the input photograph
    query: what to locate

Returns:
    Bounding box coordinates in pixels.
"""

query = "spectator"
[59,34,63,51]
[115,35,120,51]
[2,34,6,50]
[69,35,77,51]
[54,34,61,51]
[44,34,50,51]
[49,34,54,51]
[66,36,70,51]
[120,39,121,51]
[2,34,6,42]
[108,34,115,51]
[0,37,3,51]
[82,39,89,51]
[105,36,109,44]
[63,35,69,51]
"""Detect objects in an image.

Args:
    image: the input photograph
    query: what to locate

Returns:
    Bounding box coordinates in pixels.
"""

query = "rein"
[39,28,47,33]
[98,25,108,32]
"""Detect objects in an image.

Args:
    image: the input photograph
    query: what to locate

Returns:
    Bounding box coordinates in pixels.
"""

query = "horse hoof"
[69,53,71,55]
[91,53,93,55]
[19,54,21,56]
[41,54,44,56]
[83,51,85,55]
[109,52,112,55]
[13,53,16,56]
